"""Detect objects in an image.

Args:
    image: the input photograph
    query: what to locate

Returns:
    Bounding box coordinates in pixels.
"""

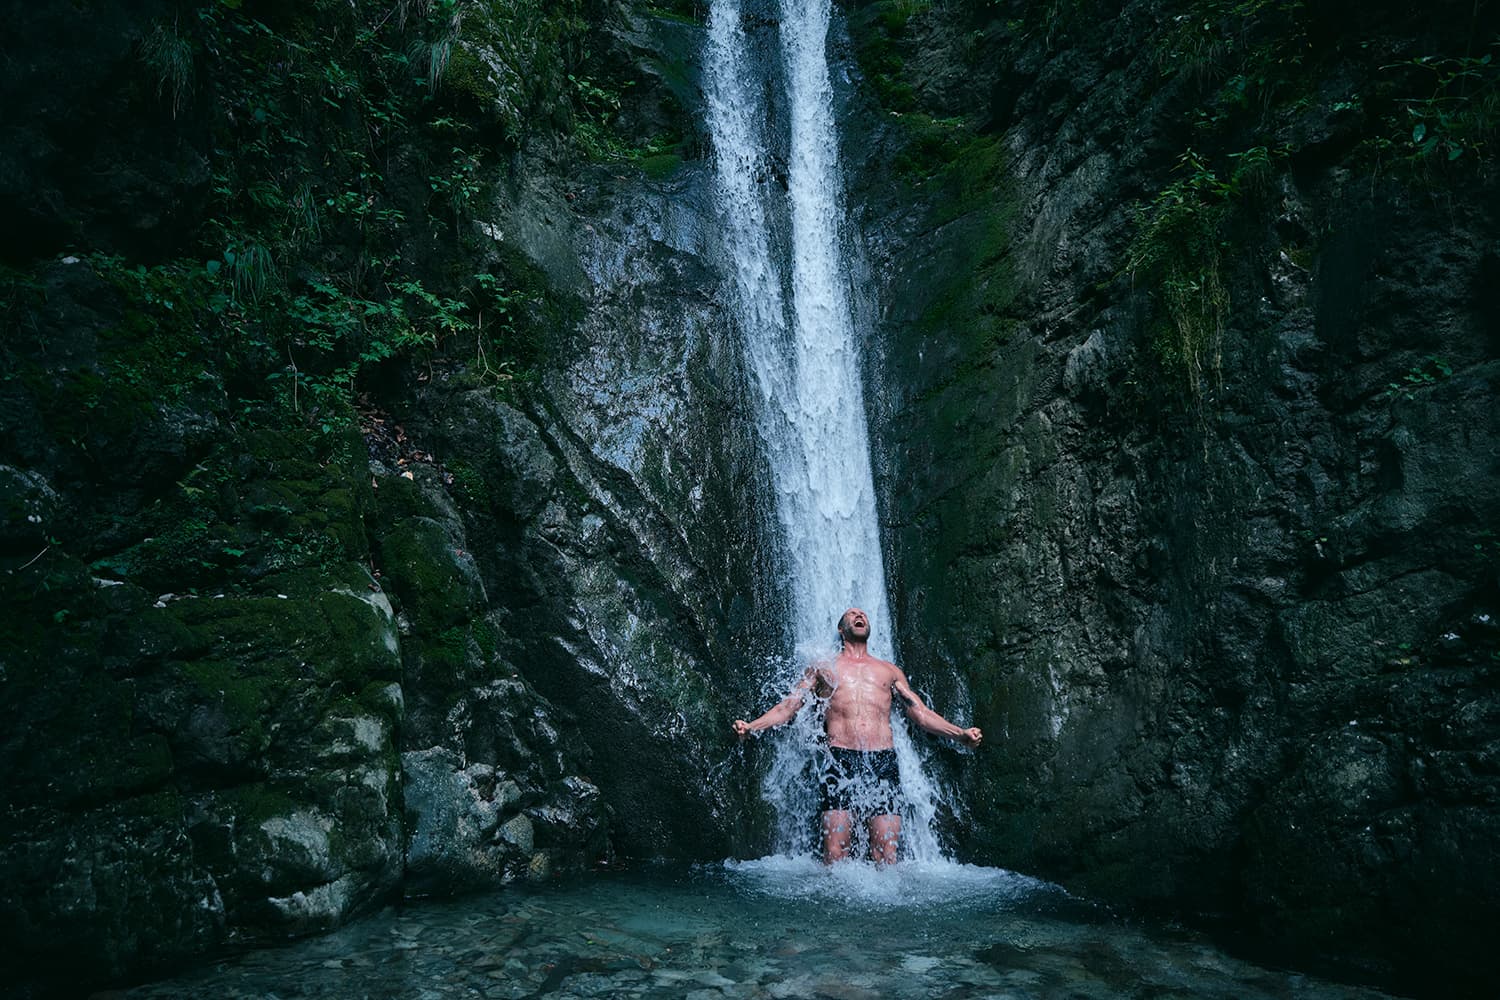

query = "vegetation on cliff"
[0,0,642,992]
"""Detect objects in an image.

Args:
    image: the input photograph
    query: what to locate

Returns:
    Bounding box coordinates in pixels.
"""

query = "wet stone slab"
[115,859,1398,1000]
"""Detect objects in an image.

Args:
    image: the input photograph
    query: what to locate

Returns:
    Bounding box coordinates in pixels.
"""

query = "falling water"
[705,0,954,861]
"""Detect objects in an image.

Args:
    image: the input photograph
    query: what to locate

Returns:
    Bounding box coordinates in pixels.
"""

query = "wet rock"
[854,0,1500,991]
[1,408,404,990]
[377,468,609,893]
[0,464,62,551]
[415,20,788,859]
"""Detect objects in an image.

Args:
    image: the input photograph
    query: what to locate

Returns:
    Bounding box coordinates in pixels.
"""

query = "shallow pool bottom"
[118,857,1394,999]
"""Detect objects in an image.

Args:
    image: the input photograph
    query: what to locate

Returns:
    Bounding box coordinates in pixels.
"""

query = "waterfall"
[705,0,953,862]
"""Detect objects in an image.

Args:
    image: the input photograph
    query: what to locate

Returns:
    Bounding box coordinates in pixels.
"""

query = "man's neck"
[840,639,871,660]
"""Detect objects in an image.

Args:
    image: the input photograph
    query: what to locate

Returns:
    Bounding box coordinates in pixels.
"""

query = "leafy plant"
[226,243,275,304]
[428,147,485,225]
[1388,50,1500,163]
[1384,355,1454,400]
[1126,145,1287,398]
[1127,151,1232,395]
[1156,0,1307,87]
[140,19,194,118]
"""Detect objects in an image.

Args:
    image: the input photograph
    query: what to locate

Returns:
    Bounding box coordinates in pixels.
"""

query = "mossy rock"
[0,627,175,810]
[640,150,684,179]
[83,420,374,593]
[0,790,224,986]
[370,470,429,526]
[376,517,484,631]
[168,564,400,685]
[441,0,576,141]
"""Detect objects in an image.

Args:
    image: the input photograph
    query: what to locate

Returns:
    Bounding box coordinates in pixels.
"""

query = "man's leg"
[868,813,901,865]
[822,810,853,863]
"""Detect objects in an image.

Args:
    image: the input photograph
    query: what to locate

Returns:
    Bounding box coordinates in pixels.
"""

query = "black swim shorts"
[817,745,903,815]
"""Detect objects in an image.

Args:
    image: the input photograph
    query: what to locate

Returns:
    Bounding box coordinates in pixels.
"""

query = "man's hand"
[733,719,753,739]
[959,727,983,748]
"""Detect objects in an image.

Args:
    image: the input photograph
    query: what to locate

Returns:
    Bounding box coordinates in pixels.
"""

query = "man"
[733,607,982,865]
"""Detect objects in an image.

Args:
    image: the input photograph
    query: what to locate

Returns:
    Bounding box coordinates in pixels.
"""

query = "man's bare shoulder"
[803,661,838,694]
[883,659,926,689]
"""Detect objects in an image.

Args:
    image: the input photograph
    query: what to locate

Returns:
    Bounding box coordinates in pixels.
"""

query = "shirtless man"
[733,607,982,865]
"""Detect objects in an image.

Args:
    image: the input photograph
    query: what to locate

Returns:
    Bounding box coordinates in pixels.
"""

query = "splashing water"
[720,854,1054,909]
[744,657,955,862]
[706,0,958,861]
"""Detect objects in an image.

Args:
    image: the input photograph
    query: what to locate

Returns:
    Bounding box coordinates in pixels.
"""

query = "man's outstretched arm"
[733,671,815,738]
[893,670,982,747]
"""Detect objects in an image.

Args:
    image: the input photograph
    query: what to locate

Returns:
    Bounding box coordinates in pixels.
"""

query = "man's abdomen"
[823,700,895,750]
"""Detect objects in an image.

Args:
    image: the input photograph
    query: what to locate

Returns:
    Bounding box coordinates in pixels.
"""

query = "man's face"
[840,608,871,641]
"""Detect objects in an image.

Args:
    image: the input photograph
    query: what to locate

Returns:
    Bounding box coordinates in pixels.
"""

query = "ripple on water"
[117,860,1398,1000]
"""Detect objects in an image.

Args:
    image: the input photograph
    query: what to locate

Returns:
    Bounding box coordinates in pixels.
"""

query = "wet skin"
[733,608,982,864]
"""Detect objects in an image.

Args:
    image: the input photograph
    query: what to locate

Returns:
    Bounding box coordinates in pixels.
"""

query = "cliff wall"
[847,0,1499,991]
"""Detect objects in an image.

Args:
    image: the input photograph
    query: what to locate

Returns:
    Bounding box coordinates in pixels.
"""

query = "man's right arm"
[733,670,816,738]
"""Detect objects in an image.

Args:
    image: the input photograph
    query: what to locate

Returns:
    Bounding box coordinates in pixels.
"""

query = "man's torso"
[816,655,899,750]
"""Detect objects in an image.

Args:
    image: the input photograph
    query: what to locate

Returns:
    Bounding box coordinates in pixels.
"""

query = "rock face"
[843,0,1500,991]
[369,458,610,894]
[1,0,770,993]
[0,388,410,984]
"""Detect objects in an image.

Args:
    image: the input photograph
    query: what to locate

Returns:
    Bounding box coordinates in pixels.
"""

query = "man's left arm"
[892,669,982,747]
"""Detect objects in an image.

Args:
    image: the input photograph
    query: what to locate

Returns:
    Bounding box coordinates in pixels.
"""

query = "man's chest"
[825,666,893,706]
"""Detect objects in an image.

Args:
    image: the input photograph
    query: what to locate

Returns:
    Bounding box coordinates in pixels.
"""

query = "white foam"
[718,854,1055,910]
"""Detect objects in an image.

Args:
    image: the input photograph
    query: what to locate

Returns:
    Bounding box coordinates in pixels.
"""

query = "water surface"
[120,859,1396,999]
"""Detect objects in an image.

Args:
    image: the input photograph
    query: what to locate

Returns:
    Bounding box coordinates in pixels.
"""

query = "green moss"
[93,515,216,588]
[1,647,179,808]
[82,421,371,592]
[1284,243,1315,271]
[313,588,403,685]
[377,519,479,631]
[371,470,425,525]
[850,0,925,113]
[130,787,189,823]
[180,659,274,736]
[119,734,177,791]
[441,43,490,105]
[900,135,1020,372]
[355,679,403,723]
[640,150,684,179]
[172,564,395,673]
[417,625,475,686]
[177,657,276,767]
[16,259,221,452]
[489,242,576,372]
[1124,147,1282,397]
[218,782,300,826]
[643,1,702,25]
[471,618,499,663]
[929,134,1012,224]
[447,460,492,509]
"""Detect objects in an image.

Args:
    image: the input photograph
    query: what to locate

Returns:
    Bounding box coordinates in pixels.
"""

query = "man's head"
[837,607,871,646]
